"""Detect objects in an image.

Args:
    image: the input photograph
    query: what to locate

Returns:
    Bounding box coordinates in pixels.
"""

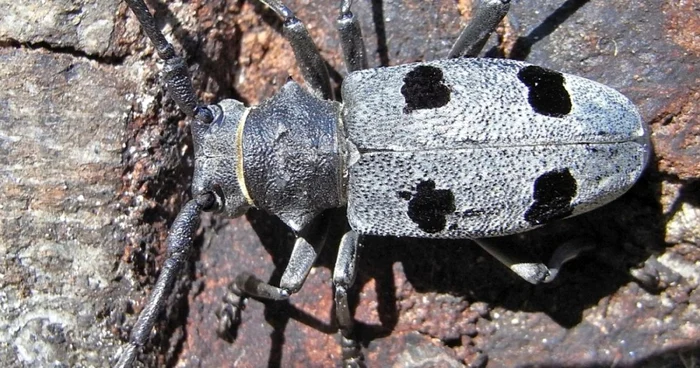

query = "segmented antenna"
[338,0,368,72]
[448,0,511,58]
[115,193,216,368]
[257,0,333,100]
[125,0,213,123]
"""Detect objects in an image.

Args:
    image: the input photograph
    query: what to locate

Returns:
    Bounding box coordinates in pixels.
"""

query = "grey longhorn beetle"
[116,0,650,366]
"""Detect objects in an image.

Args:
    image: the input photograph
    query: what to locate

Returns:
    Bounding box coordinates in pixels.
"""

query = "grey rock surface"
[0,47,129,366]
[0,0,119,55]
[0,0,698,367]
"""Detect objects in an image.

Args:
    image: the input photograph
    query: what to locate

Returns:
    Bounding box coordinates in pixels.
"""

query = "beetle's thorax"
[239,81,345,232]
[191,82,345,230]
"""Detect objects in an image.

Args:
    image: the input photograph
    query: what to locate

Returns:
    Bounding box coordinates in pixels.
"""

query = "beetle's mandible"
[115,0,651,366]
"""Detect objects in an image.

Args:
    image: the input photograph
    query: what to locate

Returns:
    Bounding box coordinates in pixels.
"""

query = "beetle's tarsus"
[216,281,246,340]
[509,262,552,284]
[341,334,365,368]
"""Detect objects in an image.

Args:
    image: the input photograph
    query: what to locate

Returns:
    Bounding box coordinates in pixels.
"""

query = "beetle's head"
[190,99,251,218]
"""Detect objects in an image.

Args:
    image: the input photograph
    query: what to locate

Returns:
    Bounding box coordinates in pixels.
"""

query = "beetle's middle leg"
[448,0,511,58]
[333,230,364,367]
[473,237,594,284]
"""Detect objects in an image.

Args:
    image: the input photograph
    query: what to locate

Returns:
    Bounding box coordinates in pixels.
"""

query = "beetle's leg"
[124,0,213,123]
[333,230,364,367]
[216,279,246,340]
[216,235,326,337]
[448,0,511,58]
[337,0,368,72]
[473,238,594,284]
[115,193,216,368]
[256,0,333,100]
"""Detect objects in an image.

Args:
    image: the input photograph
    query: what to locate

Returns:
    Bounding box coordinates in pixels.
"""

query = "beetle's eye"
[191,105,223,140]
[209,104,224,125]
[204,185,225,213]
[195,104,222,127]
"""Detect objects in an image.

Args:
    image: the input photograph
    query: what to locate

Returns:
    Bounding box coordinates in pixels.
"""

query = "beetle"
[115,0,651,366]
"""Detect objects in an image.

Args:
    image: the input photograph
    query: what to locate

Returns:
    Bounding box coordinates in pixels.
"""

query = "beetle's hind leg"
[333,230,365,367]
[448,0,511,58]
[216,226,327,338]
[256,0,333,99]
[473,237,594,284]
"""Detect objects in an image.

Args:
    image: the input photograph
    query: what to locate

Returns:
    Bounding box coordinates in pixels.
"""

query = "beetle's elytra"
[116,0,651,366]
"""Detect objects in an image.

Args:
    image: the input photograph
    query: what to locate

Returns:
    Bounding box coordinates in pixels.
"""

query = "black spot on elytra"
[398,179,455,233]
[517,65,572,117]
[401,65,451,113]
[397,191,412,200]
[524,168,577,225]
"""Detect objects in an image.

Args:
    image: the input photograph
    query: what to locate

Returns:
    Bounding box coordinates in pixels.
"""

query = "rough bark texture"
[0,0,698,367]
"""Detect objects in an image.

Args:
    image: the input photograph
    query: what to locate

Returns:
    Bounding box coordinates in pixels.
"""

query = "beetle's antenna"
[337,0,368,72]
[115,193,216,368]
[448,0,511,58]
[125,0,213,123]
[256,0,333,100]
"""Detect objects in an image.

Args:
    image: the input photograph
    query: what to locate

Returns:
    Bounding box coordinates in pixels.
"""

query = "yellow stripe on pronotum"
[235,107,254,206]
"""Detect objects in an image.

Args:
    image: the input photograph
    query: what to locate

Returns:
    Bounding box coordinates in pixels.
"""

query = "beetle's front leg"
[216,235,325,337]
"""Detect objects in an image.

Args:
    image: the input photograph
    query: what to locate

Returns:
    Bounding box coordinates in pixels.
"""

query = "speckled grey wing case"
[341,58,649,239]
